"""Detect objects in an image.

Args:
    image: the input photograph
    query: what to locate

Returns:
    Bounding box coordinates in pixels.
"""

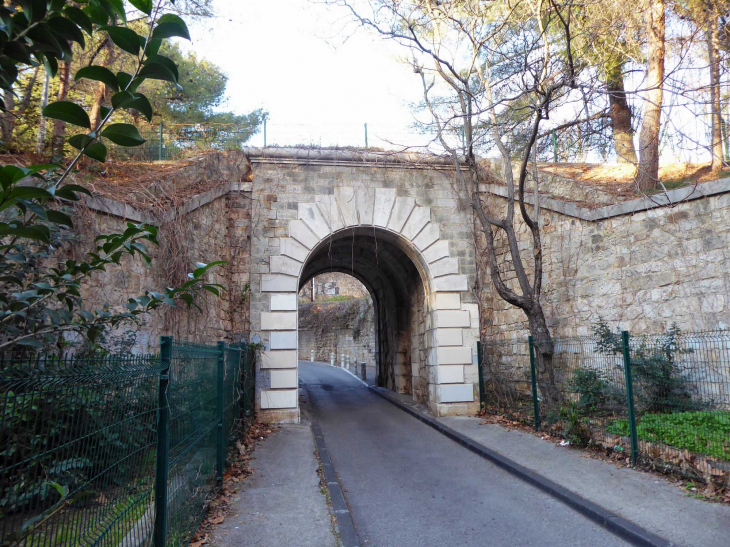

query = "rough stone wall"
[297,298,376,364]
[477,189,730,342]
[74,188,252,352]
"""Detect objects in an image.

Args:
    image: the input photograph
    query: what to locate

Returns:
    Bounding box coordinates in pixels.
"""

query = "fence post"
[216,341,225,482]
[476,341,485,411]
[153,336,172,547]
[158,121,163,161]
[364,122,368,149]
[621,330,639,468]
[528,336,541,431]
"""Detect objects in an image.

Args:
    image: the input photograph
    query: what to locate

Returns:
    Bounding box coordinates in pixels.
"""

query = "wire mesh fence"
[478,328,730,483]
[0,338,256,546]
[107,123,261,162]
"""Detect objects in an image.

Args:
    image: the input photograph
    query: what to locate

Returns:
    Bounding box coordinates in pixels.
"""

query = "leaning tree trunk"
[635,0,665,191]
[1,88,14,145]
[606,64,637,164]
[50,60,71,161]
[706,3,724,173]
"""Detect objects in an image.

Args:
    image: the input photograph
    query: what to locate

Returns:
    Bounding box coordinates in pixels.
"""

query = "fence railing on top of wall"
[477,329,730,482]
[0,337,256,546]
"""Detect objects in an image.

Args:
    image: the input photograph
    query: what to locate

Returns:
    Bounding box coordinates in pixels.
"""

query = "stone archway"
[255,183,479,423]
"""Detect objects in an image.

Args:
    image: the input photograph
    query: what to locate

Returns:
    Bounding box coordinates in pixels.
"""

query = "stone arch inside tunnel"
[256,187,480,423]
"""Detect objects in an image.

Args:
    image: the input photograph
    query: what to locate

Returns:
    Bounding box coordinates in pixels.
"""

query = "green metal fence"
[478,328,730,481]
[0,338,256,546]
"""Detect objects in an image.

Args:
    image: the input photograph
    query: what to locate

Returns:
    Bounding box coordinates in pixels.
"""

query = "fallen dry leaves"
[188,422,277,546]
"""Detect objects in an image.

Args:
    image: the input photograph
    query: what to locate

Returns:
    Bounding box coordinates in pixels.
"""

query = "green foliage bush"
[607,411,730,461]
[567,367,613,413]
[593,320,696,413]
[559,402,592,447]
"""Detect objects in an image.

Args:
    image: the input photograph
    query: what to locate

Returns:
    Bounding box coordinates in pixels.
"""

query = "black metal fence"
[478,328,730,482]
[0,337,256,546]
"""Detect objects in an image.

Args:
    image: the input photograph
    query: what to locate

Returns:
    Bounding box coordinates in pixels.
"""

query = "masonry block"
[422,240,450,263]
[270,369,298,389]
[270,293,298,311]
[430,257,460,278]
[387,197,415,233]
[435,292,461,310]
[335,187,358,226]
[434,274,468,292]
[269,331,297,349]
[299,202,330,238]
[261,274,298,292]
[260,350,298,369]
[261,312,297,330]
[281,237,310,262]
[260,389,298,409]
[435,310,471,328]
[438,384,474,403]
[413,223,439,250]
[402,206,430,240]
[316,195,344,231]
[436,328,463,346]
[289,219,319,249]
[373,188,396,226]
[356,188,375,225]
[437,346,472,365]
[436,365,465,384]
[270,255,303,276]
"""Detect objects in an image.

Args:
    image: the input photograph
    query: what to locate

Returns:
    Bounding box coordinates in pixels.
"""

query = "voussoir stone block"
[387,197,415,233]
[260,389,298,409]
[299,203,330,239]
[433,274,468,292]
[336,187,358,226]
[430,257,459,278]
[373,188,396,226]
[413,223,440,250]
[270,255,303,276]
[401,206,430,240]
[289,219,319,249]
[356,188,375,225]
[422,240,450,263]
[261,311,297,330]
[261,274,298,292]
[281,237,310,262]
[316,195,344,231]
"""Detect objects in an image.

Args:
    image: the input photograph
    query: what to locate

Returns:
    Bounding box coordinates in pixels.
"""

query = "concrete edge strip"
[303,385,362,547]
[368,386,673,547]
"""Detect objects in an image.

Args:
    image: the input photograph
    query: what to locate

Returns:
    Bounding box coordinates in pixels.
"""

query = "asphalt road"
[300,361,630,547]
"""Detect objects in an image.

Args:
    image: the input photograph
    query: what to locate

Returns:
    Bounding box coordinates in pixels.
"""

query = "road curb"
[303,385,361,547]
[369,386,673,547]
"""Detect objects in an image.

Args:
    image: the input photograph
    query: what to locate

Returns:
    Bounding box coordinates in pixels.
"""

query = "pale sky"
[186,0,432,150]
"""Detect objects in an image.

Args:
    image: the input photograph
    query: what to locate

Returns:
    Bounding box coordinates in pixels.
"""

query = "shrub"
[559,402,592,447]
[567,367,612,414]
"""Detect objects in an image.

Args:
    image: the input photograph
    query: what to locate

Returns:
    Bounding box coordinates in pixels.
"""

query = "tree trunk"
[606,64,637,164]
[707,2,724,173]
[51,60,71,161]
[635,0,665,191]
[36,69,50,154]
[1,88,14,145]
[88,81,108,131]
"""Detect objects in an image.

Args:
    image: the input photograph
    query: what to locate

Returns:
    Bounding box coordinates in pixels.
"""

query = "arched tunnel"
[299,227,431,400]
